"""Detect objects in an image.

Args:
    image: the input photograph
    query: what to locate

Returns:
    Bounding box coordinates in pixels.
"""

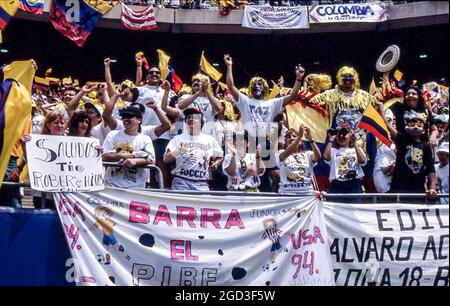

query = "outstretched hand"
[224,54,233,67]
[295,64,305,80]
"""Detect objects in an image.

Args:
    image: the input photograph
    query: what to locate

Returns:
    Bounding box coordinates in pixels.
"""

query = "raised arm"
[279,126,304,163]
[323,132,336,162]
[135,56,143,86]
[205,81,224,115]
[303,126,321,164]
[104,58,116,97]
[146,99,171,137]
[282,64,305,107]
[224,143,238,176]
[102,91,120,130]
[66,84,95,119]
[375,102,398,140]
[177,91,202,110]
[224,54,240,101]
[160,80,181,119]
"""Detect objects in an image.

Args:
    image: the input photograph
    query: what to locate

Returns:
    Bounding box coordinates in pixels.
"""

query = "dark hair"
[184,111,205,129]
[68,111,92,137]
[130,87,140,102]
[405,86,426,111]
[63,86,77,93]
[233,130,249,143]
[130,102,145,117]
[148,65,160,72]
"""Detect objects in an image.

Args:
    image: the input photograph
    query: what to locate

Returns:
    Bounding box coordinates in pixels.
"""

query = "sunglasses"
[148,71,161,75]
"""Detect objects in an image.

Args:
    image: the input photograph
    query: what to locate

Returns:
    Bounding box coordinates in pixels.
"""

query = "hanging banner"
[324,203,449,286]
[309,2,387,24]
[242,5,309,30]
[26,134,105,192]
[53,188,334,286]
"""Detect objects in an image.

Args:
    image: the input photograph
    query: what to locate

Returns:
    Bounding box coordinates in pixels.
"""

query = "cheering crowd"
[0,53,448,208]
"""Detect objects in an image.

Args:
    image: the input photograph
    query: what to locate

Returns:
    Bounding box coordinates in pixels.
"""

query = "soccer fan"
[223,130,265,192]
[163,107,223,191]
[102,107,155,189]
[276,125,321,195]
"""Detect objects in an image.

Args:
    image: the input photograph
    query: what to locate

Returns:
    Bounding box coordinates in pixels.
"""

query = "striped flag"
[358,104,392,147]
[19,0,44,15]
[0,60,35,185]
[121,3,157,31]
[0,0,19,30]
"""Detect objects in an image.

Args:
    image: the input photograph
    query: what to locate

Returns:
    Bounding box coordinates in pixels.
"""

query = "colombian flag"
[49,0,103,47]
[0,60,35,185]
[19,0,44,15]
[358,104,392,147]
[0,0,19,30]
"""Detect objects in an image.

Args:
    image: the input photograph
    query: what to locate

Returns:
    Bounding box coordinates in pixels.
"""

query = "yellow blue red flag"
[358,104,392,147]
[0,60,34,185]
[0,0,19,30]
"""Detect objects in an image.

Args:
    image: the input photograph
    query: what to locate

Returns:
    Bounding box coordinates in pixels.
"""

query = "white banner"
[309,2,387,23]
[324,203,449,286]
[26,134,105,192]
[54,188,334,286]
[242,5,309,30]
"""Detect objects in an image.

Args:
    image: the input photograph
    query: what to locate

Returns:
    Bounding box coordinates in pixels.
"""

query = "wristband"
[296,79,303,82]
[307,140,315,144]
[327,140,334,144]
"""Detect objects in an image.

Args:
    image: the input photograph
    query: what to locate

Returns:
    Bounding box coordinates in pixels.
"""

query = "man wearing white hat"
[436,142,449,204]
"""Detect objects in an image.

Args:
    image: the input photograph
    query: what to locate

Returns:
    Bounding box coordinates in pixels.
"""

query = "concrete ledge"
[16,1,449,34]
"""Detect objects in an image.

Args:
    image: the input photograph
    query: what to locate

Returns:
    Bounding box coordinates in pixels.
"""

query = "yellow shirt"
[11,116,32,158]
[95,218,116,235]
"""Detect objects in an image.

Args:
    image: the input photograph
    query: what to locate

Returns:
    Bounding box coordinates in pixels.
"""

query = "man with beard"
[177,73,224,132]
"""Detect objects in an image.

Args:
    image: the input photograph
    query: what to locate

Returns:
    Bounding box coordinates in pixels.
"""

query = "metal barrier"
[102,162,164,190]
[2,177,448,208]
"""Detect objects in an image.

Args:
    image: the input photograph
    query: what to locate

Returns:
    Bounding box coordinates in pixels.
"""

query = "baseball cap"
[183,107,203,117]
[437,142,449,154]
[119,106,141,118]
[84,102,103,116]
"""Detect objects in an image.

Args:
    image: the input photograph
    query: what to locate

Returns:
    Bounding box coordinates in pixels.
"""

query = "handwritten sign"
[26,134,105,192]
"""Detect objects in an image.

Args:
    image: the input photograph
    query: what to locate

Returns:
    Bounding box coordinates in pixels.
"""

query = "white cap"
[437,142,449,154]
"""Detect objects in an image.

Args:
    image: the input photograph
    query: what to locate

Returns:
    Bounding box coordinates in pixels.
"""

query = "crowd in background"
[122,0,421,9]
[0,53,448,209]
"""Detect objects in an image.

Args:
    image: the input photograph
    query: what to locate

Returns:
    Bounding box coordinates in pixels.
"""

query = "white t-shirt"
[32,115,45,134]
[436,163,449,204]
[326,147,367,181]
[102,130,155,188]
[207,120,238,149]
[180,94,217,124]
[166,132,223,182]
[276,150,316,194]
[91,122,111,145]
[222,153,261,191]
[141,125,158,141]
[235,92,284,137]
[373,143,396,193]
[135,85,171,140]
